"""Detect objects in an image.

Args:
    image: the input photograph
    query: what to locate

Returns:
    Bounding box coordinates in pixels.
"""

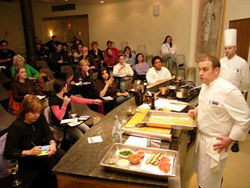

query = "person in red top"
[49,79,102,140]
[105,48,118,67]
[104,40,120,58]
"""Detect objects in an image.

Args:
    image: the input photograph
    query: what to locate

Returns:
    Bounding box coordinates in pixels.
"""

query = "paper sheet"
[79,116,90,121]
[155,98,187,112]
[102,96,113,101]
[87,136,103,144]
[60,118,74,124]
[125,136,148,147]
[36,95,46,100]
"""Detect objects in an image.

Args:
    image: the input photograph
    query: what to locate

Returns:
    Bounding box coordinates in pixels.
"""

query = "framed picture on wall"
[195,0,225,61]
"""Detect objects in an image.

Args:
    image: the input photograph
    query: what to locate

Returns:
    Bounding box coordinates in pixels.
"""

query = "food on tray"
[158,156,171,173]
[146,153,155,164]
[117,159,129,167]
[145,153,165,166]
[137,150,146,159]
[128,154,141,164]
[107,159,116,166]
[119,149,134,158]
[148,116,194,126]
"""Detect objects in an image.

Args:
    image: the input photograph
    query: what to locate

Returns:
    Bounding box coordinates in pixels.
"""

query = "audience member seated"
[0,40,16,78]
[72,38,82,48]
[89,41,104,69]
[123,46,136,66]
[44,35,59,54]
[105,48,118,68]
[146,56,172,85]
[49,79,102,140]
[70,59,97,99]
[96,67,130,114]
[68,46,77,63]
[50,43,71,73]
[36,43,49,61]
[160,35,177,70]
[134,53,149,80]
[104,40,120,58]
[113,55,134,92]
[11,67,42,103]
[72,44,83,65]
[79,46,97,70]
[4,95,65,188]
[11,55,39,80]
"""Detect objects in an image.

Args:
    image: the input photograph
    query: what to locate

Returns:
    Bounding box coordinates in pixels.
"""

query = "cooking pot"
[158,86,169,95]
[176,88,189,99]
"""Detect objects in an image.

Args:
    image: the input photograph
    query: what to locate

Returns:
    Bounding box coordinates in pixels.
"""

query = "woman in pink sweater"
[49,79,102,140]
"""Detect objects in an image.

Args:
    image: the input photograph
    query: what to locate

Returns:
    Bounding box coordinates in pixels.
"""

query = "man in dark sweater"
[50,43,71,72]
[44,35,58,54]
[0,40,16,78]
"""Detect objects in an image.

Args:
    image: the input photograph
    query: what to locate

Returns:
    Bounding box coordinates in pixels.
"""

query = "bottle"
[151,92,155,110]
[112,116,122,143]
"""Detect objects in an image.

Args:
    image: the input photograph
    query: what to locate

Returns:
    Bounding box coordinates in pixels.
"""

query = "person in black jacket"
[50,43,71,72]
[4,95,65,188]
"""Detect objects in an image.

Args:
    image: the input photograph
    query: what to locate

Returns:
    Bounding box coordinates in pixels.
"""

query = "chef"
[146,56,172,85]
[220,29,250,152]
[189,55,250,188]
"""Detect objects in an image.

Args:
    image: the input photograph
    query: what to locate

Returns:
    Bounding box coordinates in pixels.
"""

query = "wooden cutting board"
[124,113,172,134]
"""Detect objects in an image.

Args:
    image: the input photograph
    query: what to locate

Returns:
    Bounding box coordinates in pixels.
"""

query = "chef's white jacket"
[113,63,134,77]
[197,77,250,141]
[146,67,172,85]
[220,55,250,92]
[195,77,250,187]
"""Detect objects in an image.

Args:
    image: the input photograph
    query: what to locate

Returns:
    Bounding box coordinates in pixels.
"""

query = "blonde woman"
[11,54,39,79]
[70,59,97,98]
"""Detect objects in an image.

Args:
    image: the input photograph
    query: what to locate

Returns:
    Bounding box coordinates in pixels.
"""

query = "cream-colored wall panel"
[32,0,192,60]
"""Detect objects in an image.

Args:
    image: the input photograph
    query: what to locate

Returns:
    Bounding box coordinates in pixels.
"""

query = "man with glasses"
[0,40,16,78]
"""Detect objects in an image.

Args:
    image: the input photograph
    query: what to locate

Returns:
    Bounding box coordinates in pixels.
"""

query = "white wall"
[32,0,192,60]
[0,2,25,53]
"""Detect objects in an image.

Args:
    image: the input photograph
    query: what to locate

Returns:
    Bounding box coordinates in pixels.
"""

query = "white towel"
[205,137,229,172]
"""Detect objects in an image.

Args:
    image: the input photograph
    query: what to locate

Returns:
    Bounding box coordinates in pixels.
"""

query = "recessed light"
[65,0,68,2]
[100,1,104,3]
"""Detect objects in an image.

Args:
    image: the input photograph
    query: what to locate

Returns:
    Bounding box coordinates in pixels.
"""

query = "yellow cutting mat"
[124,112,172,134]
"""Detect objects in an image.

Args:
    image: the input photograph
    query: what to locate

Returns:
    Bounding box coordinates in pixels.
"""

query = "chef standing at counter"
[189,55,250,188]
[219,29,250,152]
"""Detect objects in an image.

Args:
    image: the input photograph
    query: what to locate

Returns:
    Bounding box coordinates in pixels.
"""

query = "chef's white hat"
[224,29,237,46]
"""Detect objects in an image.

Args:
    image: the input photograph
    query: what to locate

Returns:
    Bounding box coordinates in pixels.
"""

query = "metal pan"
[142,111,196,130]
[100,143,178,179]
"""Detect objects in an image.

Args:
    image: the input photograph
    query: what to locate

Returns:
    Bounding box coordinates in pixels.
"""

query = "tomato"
[128,154,141,164]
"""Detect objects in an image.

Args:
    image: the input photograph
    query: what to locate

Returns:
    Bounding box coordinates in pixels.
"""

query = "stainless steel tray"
[100,143,178,179]
[142,111,196,130]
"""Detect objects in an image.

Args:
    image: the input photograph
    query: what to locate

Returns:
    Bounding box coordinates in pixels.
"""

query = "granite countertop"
[53,98,181,187]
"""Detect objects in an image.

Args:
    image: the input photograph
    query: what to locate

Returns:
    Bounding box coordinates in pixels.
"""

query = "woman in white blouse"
[161,35,177,71]
[113,55,134,92]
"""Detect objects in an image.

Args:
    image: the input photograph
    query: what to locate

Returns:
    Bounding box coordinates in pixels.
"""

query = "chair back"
[137,45,147,57]
[36,60,49,69]
[44,106,52,125]
[40,68,55,80]
[121,42,129,51]
[45,79,55,92]
[61,65,73,80]
[176,54,185,67]
[0,83,10,102]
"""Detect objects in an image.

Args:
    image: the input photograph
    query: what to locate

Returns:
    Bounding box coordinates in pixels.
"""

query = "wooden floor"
[181,134,250,188]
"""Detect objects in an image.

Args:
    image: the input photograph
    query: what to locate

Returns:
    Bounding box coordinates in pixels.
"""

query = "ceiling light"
[65,0,68,2]
[100,1,104,3]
